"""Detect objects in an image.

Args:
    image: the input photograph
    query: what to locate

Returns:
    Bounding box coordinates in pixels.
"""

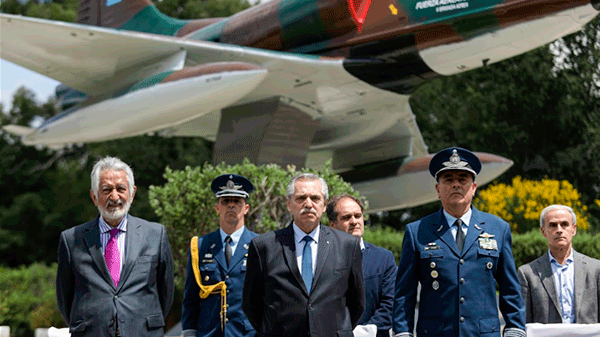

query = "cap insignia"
[442,149,468,168]
[221,180,242,191]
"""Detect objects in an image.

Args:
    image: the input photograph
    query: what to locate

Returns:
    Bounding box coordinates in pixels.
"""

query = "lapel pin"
[437,225,443,232]
[210,243,216,249]
[474,224,482,230]
[243,243,249,250]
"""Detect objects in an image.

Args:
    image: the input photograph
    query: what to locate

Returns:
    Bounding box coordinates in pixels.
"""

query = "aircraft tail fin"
[3,124,36,136]
[77,0,188,36]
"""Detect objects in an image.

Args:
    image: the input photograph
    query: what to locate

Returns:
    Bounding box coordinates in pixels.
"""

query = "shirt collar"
[99,214,128,233]
[548,248,574,266]
[220,226,245,245]
[293,222,320,244]
[443,207,472,228]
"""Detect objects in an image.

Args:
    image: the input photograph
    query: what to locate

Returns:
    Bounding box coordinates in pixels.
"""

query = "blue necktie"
[455,219,465,252]
[301,235,313,292]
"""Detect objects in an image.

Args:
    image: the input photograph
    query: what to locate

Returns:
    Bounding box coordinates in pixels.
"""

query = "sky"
[1,59,60,110]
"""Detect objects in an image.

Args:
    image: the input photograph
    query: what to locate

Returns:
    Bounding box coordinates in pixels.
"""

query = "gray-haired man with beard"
[56,156,174,337]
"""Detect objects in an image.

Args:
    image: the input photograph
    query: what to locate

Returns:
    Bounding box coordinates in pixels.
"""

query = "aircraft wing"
[0,13,428,159]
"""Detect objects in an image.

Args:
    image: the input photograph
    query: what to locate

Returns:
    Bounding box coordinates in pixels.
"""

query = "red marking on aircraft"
[348,0,373,32]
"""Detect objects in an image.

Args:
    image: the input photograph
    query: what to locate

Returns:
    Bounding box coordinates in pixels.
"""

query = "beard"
[98,198,133,223]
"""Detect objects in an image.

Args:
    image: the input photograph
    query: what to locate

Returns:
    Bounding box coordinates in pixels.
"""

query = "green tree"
[149,159,362,288]
[375,17,600,231]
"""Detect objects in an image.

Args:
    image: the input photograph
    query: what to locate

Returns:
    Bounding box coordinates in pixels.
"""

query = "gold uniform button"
[487,262,493,269]
[204,276,209,281]
[430,262,436,269]
[460,259,465,265]
[431,270,439,278]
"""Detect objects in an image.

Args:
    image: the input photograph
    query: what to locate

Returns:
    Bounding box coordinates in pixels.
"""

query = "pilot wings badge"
[478,233,497,250]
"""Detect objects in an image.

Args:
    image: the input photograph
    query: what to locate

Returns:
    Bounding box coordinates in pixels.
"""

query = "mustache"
[300,208,317,215]
[106,199,124,207]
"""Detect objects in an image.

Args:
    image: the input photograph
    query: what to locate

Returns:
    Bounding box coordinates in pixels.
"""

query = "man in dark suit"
[517,204,600,324]
[56,156,174,337]
[242,173,365,336]
[327,194,396,337]
[182,174,258,337]
[392,147,526,337]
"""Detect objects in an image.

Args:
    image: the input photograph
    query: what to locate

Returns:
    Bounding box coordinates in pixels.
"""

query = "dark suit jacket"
[393,207,525,337]
[56,215,174,337]
[242,224,365,337]
[359,241,396,337]
[182,227,257,337]
[517,249,600,323]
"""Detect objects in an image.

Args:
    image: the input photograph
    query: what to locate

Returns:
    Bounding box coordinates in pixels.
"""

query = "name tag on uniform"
[478,233,498,250]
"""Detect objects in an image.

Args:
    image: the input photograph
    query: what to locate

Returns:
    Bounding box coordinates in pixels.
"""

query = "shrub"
[474,176,594,233]
[0,263,64,337]
[363,226,404,264]
[512,229,600,268]
[149,159,363,289]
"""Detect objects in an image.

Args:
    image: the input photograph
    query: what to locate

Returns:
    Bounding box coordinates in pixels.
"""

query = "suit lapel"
[463,209,485,256]
[279,225,309,297]
[83,218,114,288]
[537,257,561,316]
[312,225,331,292]
[573,250,586,322]
[207,232,227,271]
[432,210,460,256]
[228,228,251,271]
[117,216,145,291]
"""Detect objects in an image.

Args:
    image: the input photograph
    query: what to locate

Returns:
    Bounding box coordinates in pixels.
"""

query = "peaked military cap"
[211,174,254,199]
[429,147,482,180]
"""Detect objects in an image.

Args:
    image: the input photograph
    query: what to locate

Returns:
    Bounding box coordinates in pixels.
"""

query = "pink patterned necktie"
[105,228,121,287]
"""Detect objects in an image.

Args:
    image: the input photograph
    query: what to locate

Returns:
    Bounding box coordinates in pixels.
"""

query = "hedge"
[0,263,64,337]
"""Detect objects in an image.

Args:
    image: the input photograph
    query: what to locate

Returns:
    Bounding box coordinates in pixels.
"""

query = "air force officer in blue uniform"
[392,147,526,337]
[327,195,396,337]
[182,174,257,337]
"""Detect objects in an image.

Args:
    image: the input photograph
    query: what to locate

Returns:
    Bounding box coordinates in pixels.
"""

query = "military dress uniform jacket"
[182,228,258,337]
[359,241,397,337]
[392,207,526,337]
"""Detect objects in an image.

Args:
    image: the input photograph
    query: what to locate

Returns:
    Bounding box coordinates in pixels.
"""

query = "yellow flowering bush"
[473,176,590,233]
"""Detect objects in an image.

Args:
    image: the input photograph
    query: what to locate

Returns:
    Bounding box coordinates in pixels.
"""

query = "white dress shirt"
[293,223,319,276]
